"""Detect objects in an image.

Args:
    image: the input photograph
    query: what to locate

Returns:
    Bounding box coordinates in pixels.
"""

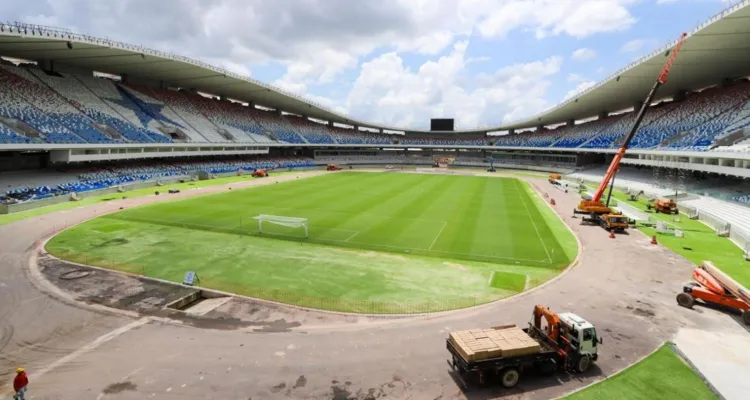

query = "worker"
[13,367,28,400]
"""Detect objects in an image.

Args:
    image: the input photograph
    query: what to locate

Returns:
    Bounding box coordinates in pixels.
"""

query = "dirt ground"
[1,169,746,400]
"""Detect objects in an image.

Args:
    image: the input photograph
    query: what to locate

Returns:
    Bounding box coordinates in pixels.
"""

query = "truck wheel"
[500,368,520,388]
[742,310,750,325]
[576,356,591,373]
[677,292,695,308]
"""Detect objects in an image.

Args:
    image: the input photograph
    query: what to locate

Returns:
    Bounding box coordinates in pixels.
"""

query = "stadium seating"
[285,116,336,144]
[328,127,393,144]
[1,61,749,150]
[136,87,229,142]
[12,66,172,144]
[187,95,276,143]
[248,109,307,144]
[401,138,486,146]
[494,130,560,147]
[0,157,315,204]
[0,66,94,144]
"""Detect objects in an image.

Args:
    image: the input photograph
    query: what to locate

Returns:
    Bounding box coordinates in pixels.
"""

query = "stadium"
[2,1,750,399]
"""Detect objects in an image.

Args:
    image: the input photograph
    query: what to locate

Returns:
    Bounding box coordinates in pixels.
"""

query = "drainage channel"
[165,290,231,316]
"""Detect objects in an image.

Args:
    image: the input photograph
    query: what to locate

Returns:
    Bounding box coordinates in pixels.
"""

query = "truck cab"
[559,312,600,363]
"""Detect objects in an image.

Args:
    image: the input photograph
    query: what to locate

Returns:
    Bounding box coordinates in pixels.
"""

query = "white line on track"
[429,221,447,250]
[29,317,151,384]
[515,180,553,262]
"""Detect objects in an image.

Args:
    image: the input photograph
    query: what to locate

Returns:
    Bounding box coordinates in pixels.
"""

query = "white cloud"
[474,0,637,39]
[345,41,563,129]
[620,38,650,53]
[571,48,597,62]
[563,80,597,101]
[568,73,584,82]
[0,0,646,128]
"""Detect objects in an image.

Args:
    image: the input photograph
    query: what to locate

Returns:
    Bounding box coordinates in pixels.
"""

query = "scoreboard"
[430,118,454,131]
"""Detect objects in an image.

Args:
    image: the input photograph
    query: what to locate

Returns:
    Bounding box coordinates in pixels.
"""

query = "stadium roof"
[1,1,750,135]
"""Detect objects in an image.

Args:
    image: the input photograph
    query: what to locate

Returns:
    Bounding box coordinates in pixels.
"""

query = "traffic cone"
[550,199,556,206]
[651,235,658,245]
[609,229,616,239]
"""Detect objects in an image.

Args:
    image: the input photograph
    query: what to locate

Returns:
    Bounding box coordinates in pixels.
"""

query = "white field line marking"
[107,216,549,264]
[344,231,361,242]
[260,205,446,224]
[524,275,531,291]
[30,317,151,383]
[429,221,447,250]
[515,180,552,262]
[488,271,495,285]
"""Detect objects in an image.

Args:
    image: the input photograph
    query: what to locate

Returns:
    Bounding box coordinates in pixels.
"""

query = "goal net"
[253,214,309,238]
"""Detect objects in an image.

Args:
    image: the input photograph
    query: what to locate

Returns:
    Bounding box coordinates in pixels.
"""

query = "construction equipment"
[629,190,644,201]
[549,173,562,185]
[677,261,750,325]
[326,164,342,171]
[446,305,600,389]
[581,213,631,232]
[574,33,687,232]
[647,199,679,214]
[251,169,268,178]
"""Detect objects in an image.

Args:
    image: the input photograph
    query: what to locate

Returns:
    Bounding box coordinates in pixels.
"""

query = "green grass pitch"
[47,172,577,313]
[563,345,716,400]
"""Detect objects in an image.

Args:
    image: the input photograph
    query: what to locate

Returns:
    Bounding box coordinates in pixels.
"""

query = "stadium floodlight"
[253,214,309,238]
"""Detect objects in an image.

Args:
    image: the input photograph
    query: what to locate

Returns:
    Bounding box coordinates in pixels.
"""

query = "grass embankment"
[563,345,716,400]
[47,172,576,313]
[606,188,750,288]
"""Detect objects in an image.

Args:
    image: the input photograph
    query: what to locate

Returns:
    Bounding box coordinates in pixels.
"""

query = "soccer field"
[47,172,577,313]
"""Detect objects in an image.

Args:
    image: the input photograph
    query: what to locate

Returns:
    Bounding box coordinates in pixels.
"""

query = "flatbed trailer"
[446,326,595,389]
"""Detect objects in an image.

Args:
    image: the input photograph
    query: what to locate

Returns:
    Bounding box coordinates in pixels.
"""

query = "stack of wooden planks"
[449,325,541,361]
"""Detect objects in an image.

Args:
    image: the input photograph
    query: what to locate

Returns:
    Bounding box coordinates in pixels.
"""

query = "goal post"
[253,214,309,238]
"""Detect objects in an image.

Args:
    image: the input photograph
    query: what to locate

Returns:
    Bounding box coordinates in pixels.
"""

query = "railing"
[729,228,750,255]
[613,200,651,221]
[694,209,731,236]
[679,203,699,219]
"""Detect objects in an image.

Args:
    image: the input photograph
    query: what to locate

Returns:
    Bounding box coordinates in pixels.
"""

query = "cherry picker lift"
[575,33,688,233]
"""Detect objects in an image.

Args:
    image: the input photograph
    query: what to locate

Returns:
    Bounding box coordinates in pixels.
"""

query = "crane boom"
[591,33,687,204]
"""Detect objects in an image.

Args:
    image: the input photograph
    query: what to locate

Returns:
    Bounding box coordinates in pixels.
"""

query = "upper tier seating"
[285,116,336,144]
[328,127,393,144]
[13,66,171,143]
[186,93,268,143]
[137,87,229,142]
[506,81,750,151]
[401,138,486,146]
[494,130,561,147]
[1,64,748,150]
[248,109,307,144]
[0,66,92,144]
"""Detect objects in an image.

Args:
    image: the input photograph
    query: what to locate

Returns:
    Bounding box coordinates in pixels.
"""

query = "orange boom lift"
[575,33,688,232]
[678,262,750,325]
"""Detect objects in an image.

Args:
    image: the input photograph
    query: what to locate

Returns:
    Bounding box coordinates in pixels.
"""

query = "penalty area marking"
[514,180,553,262]
[343,231,361,242]
[429,221,447,250]
[105,211,550,264]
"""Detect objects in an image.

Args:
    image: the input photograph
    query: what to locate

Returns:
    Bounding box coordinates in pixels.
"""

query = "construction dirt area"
[1,169,748,400]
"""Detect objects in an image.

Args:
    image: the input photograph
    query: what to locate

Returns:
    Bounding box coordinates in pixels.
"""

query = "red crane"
[590,33,688,206]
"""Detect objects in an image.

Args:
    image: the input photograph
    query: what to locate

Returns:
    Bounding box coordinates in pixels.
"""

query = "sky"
[0,0,741,130]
